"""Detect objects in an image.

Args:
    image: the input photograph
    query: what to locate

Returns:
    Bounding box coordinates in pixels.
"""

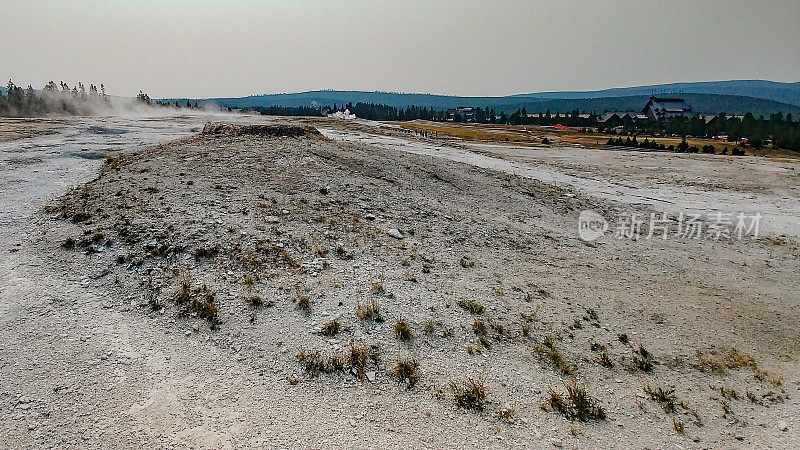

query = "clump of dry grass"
[356,299,382,322]
[296,294,311,311]
[496,405,517,424]
[695,348,780,385]
[297,342,380,380]
[472,319,487,336]
[370,282,385,296]
[245,295,264,307]
[457,299,484,314]
[346,342,381,379]
[391,358,419,388]
[534,339,574,375]
[545,379,606,422]
[394,319,413,341]
[643,383,677,412]
[450,376,487,411]
[61,237,76,249]
[632,345,654,372]
[673,418,685,434]
[321,318,341,336]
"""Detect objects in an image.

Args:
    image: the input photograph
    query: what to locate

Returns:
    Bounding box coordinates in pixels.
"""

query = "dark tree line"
[1,79,111,116]
[606,136,746,155]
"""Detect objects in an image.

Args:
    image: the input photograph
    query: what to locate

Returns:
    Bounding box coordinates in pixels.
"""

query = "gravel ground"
[1,119,798,448]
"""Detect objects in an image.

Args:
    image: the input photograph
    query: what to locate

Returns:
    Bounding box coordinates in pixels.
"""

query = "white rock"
[777,420,788,431]
[388,228,403,239]
[366,371,376,382]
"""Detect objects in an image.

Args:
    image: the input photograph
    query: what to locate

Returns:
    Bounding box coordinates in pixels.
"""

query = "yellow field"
[397,121,799,158]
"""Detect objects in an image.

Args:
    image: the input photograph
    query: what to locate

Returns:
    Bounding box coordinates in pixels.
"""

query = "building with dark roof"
[642,96,693,121]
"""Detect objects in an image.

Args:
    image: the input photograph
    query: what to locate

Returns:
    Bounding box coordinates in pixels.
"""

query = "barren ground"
[1,117,798,448]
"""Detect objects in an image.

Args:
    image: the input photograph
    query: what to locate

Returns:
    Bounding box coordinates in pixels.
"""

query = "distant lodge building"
[597,96,694,126]
[445,106,476,122]
[642,96,693,121]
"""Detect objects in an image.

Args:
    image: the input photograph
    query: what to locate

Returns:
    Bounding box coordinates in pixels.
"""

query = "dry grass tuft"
[450,376,487,411]
[356,299,382,322]
[391,358,419,388]
[457,299,485,314]
[545,379,606,422]
[394,319,413,341]
[321,318,341,336]
[643,383,677,413]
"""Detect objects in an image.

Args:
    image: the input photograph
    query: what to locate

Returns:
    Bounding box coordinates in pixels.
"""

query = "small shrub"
[643,383,677,413]
[296,294,311,311]
[391,358,419,388]
[617,333,630,345]
[451,377,486,411]
[246,295,264,307]
[356,299,382,321]
[496,405,517,424]
[422,319,436,333]
[394,319,413,341]
[459,256,475,268]
[346,342,381,379]
[632,345,654,372]
[457,299,484,315]
[61,237,76,249]
[545,379,606,422]
[472,319,487,336]
[370,282,385,296]
[673,418,684,434]
[321,318,341,336]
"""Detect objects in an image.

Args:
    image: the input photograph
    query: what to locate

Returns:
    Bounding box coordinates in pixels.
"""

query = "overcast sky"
[2,0,798,98]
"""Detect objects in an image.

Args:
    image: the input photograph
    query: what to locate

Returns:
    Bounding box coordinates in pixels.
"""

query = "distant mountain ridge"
[511,80,800,106]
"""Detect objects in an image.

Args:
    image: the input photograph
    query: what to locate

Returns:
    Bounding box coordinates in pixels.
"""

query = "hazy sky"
[2,0,798,98]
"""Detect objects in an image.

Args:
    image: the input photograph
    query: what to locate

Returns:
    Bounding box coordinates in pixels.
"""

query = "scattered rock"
[388,228,403,239]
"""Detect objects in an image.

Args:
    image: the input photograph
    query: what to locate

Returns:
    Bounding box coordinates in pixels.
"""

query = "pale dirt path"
[319,128,800,238]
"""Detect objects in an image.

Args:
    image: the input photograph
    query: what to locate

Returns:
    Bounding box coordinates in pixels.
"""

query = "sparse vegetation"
[472,319,487,336]
[459,256,475,268]
[450,376,487,411]
[356,299,382,321]
[391,357,419,388]
[394,319,413,341]
[321,318,341,336]
[245,295,264,307]
[496,405,517,424]
[632,344,654,372]
[643,383,677,413]
[545,379,606,422]
[297,342,380,380]
[294,293,310,311]
[673,418,685,434]
[370,282,385,296]
[457,299,485,315]
[61,237,76,249]
[535,338,573,375]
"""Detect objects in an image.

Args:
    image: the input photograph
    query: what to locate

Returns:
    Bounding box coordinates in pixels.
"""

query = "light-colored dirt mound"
[18,123,799,447]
